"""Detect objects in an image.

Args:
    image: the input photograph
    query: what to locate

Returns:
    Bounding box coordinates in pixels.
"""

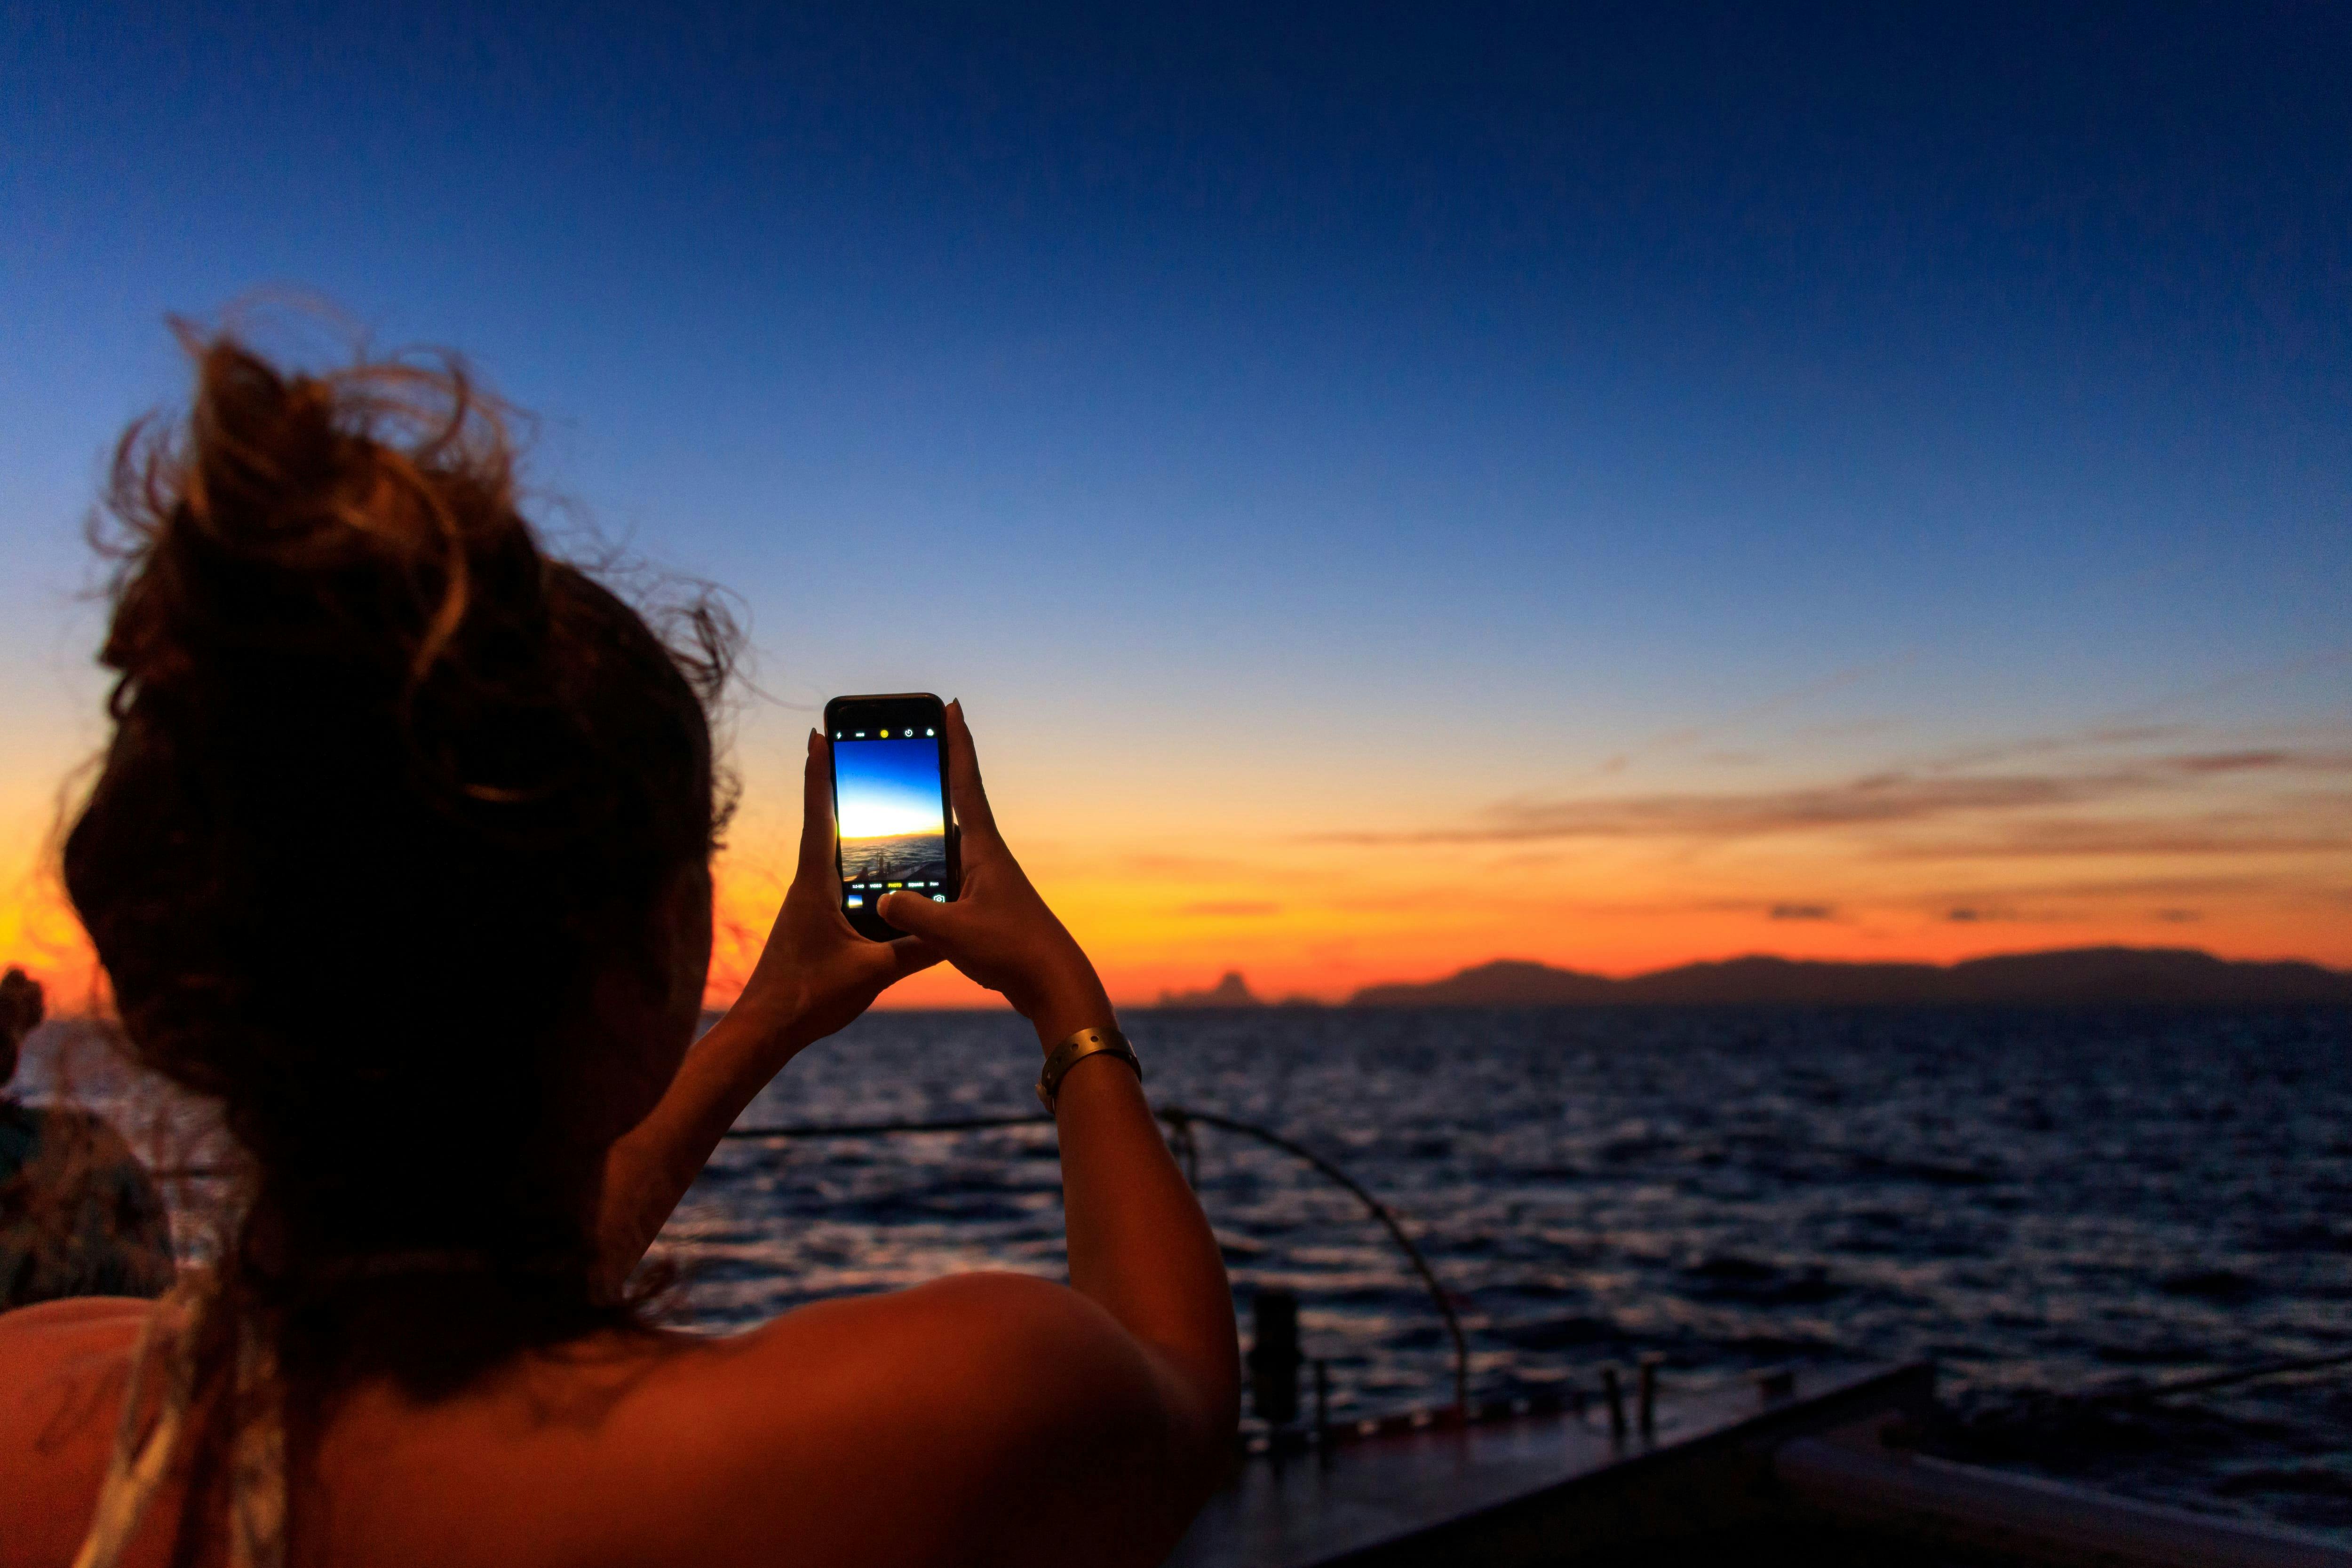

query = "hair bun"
[102,331,534,708]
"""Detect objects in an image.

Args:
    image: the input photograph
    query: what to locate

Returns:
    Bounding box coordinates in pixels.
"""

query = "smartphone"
[824,692,959,942]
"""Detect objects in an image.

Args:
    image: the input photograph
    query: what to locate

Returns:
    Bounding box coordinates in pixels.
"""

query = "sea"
[837,830,950,884]
[24,1003,2351,1538]
[673,1004,2352,1539]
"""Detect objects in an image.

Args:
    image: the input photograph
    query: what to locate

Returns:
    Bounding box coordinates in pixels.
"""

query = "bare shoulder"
[640,1273,1198,1568]
[0,1295,156,1334]
[305,1275,1190,1568]
[0,1282,1208,1568]
[764,1270,1177,1441]
[0,1294,153,1388]
[0,1298,154,1568]
[752,1269,1153,1385]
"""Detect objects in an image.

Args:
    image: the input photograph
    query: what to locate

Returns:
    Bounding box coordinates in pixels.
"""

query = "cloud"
[1177,900,1281,917]
[2171,750,2297,774]
[1793,717,1903,741]
[2101,647,2352,726]
[2153,908,2203,923]
[1768,903,1836,920]
[1319,772,2110,845]
[1315,749,2352,850]
[1594,656,1916,776]
[1943,906,2019,923]
[1914,725,2191,774]
[1875,813,2352,860]
[2083,725,2194,747]
[1925,873,2272,903]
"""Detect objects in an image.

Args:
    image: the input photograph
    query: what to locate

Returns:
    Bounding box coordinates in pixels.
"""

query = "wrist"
[1027,974,1116,1052]
[1036,1024,1142,1114]
[717,980,816,1066]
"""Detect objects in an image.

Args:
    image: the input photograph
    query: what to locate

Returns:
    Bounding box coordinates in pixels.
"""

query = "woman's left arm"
[594,732,937,1295]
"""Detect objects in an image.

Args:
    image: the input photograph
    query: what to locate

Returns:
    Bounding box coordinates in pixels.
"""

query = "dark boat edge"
[1172,1362,2352,1568]
[1772,1425,2352,1568]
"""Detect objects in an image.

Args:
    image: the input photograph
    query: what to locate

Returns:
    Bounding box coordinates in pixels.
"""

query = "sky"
[835,739,950,841]
[3,1,2348,1008]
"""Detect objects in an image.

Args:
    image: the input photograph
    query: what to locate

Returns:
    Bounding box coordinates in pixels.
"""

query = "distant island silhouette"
[1343,946,2352,1007]
[1157,971,1263,1008]
[1153,971,1322,1009]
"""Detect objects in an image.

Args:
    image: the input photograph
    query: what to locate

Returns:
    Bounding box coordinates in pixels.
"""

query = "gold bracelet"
[1036,1025,1142,1114]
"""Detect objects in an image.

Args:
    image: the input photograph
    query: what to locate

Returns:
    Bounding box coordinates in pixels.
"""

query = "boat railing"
[140,1102,2352,1441]
[142,1097,1475,1418]
[718,1102,1474,1415]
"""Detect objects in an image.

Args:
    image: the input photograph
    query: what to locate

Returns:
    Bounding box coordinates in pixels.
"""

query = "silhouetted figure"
[0,331,1233,1568]
[0,967,174,1307]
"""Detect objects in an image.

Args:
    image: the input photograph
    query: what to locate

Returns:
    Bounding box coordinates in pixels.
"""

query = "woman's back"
[5,1269,1206,1568]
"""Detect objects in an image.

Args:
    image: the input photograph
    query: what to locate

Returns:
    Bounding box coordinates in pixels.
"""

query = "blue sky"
[5,2,2349,995]
[834,739,947,841]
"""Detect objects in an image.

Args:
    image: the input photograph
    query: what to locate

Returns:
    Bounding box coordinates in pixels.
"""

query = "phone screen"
[826,694,955,940]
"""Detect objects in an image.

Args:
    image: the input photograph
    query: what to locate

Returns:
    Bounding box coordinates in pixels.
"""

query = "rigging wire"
[720,1113,1046,1138]
[1154,1107,1470,1415]
[142,1114,2351,1421]
[723,1102,1473,1414]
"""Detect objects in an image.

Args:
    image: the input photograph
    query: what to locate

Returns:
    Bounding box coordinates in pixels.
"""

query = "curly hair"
[62,327,735,1405]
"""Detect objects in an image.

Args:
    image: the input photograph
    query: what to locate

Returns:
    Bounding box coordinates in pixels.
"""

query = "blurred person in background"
[0,965,175,1308]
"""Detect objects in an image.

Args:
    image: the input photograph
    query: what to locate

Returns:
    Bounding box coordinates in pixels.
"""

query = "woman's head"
[63,329,731,1311]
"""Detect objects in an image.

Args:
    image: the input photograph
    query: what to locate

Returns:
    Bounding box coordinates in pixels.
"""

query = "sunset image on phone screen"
[833,738,948,889]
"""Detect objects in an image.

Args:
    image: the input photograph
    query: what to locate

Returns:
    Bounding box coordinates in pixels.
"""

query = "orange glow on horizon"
[6,859,2344,1023]
[8,721,2350,1016]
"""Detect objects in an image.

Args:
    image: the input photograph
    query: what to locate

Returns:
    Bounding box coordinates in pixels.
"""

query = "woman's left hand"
[728,731,940,1062]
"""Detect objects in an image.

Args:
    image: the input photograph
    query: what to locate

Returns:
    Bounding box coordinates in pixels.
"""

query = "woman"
[0,334,1238,1568]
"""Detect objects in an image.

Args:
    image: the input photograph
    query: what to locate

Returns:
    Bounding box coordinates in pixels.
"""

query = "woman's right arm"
[874,703,1240,1507]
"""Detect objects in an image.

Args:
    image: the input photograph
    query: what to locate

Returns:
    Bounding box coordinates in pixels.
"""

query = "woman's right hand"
[883,704,1240,1550]
[874,702,1114,1046]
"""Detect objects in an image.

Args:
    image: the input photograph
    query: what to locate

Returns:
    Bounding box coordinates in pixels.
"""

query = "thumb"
[877,889,961,942]
[874,934,944,983]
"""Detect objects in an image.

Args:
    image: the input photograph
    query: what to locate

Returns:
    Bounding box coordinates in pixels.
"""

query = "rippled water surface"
[668,1005,2352,1536]
[29,1003,2345,1537]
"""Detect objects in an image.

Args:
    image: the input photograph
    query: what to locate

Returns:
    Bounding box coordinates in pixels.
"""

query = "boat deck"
[1168,1361,1934,1568]
[1165,1359,2352,1568]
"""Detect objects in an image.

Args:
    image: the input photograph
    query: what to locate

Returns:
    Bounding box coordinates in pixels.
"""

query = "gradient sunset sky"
[4,3,2347,1008]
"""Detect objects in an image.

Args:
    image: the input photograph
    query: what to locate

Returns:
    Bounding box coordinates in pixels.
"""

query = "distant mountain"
[1347,947,2352,1007]
[1351,960,1622,1007]
[1156,971,1264,1008]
